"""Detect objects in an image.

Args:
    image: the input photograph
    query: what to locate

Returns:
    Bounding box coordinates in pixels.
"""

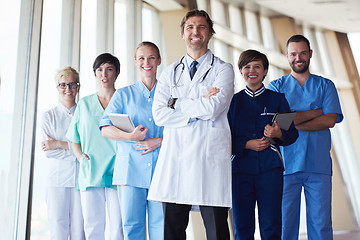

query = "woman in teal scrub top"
[66,53,124,240]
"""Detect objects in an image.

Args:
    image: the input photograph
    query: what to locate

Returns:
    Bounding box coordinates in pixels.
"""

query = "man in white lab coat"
[148,9,234,240]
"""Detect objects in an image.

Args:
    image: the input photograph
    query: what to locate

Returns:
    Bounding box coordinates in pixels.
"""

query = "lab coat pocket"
[206,127,231,166]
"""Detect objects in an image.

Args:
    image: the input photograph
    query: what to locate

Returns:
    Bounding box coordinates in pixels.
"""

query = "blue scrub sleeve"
[267,80,280,93]
[322,81,343,123]
[99,91,123,130]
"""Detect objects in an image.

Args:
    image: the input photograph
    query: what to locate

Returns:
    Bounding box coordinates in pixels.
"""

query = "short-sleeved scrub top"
[268,74,343,175]
[67,93,117,191]
[99,80,163,189]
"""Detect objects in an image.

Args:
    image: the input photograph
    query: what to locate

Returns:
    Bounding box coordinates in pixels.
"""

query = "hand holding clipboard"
[264,111,296,143]
[270,111,297,130]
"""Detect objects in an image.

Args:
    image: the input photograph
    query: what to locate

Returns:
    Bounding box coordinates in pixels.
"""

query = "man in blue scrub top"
[268,35,343,240]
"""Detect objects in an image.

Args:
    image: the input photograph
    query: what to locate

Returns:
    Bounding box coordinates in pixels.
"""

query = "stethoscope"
[172,53,215,88]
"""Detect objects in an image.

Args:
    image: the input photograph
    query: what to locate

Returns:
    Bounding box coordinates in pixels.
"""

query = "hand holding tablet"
[108,113,136,133]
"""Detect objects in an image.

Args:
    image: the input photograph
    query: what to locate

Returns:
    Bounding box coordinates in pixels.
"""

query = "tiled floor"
[299,231,360,240]
[334,231,360,240]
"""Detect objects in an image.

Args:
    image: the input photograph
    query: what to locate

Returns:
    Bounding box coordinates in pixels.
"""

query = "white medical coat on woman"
[148,50,234,207]
[42,103,78,187]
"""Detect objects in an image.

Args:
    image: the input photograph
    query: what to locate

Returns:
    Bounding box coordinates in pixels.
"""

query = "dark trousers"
[162,202,230,240]
[232,168,283,240]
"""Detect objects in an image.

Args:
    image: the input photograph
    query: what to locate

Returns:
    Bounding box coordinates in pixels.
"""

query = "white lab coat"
[41,104,85,239]
[41,104,78,187]
[148,50,234,207]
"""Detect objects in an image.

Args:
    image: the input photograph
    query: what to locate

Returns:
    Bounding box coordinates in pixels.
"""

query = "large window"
[142,4,164,78]
[30,0,62,238]
[114,0,129,88]
[0,0,22,239]
[78,0,98,98]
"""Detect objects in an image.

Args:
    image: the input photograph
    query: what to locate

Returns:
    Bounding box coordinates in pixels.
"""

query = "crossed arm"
[294,109,337,131]
[41,134,69,151]
[41,114,70,158]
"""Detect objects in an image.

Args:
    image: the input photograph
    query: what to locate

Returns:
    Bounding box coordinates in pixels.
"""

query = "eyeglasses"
[57,82,80,89]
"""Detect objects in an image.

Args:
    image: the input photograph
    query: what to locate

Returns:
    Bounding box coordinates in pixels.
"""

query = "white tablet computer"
[108,113,135,133]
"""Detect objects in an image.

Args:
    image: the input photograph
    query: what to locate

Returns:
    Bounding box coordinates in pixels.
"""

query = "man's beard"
[291,60,310,74]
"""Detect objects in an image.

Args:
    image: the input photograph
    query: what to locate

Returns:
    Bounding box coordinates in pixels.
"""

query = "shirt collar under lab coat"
[185,49,210,71]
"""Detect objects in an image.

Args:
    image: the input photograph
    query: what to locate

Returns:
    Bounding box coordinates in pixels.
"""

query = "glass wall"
[30,0,116,237]
[114,0,129,88]
[0,0,22,239]
[142,4,164,78]
[30,0,62,238]
[79,0,98,97]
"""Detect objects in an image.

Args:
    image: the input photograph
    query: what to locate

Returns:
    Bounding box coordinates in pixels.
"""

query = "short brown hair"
[286,34,311,52]
[238,49,269,71]
[180,10,215,36]
[92,53,120,75]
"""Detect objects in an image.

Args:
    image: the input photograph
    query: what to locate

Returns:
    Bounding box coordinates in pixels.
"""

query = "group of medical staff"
[41,10,343,240]
[42,42,165,240]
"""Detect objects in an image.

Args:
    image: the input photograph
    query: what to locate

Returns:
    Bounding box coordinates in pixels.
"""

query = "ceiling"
[145,0,360,33]
[224,0,360,33]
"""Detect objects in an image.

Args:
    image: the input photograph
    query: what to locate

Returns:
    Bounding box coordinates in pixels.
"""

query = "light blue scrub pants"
[117,185,164,240]
[282,172,333,240]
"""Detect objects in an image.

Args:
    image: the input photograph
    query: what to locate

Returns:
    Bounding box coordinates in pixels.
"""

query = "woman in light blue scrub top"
[100,42,164,240]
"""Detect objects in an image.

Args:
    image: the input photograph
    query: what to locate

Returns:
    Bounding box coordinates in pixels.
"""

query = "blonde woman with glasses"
[41,66,85,240]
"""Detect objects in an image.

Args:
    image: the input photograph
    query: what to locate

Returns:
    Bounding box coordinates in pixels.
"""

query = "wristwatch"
[167,97,177,109]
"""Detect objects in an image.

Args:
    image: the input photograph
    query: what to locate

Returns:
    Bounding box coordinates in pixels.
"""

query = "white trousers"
[80,187,124,240]
[46,187,85,240]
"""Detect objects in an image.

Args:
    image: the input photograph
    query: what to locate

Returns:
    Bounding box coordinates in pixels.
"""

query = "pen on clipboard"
[270,113,278,126]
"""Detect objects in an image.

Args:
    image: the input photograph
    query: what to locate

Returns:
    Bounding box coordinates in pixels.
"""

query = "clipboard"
[271,111,296,130]
[108,113,135,133]
[265,111,296,144]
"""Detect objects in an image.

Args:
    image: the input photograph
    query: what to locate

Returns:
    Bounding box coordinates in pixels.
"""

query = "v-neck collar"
[137,80,157,99]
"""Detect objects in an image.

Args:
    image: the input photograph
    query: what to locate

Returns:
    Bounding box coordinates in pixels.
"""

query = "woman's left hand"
[264,121,282,139]
[135,138,163,155]
[41,134,59,151]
